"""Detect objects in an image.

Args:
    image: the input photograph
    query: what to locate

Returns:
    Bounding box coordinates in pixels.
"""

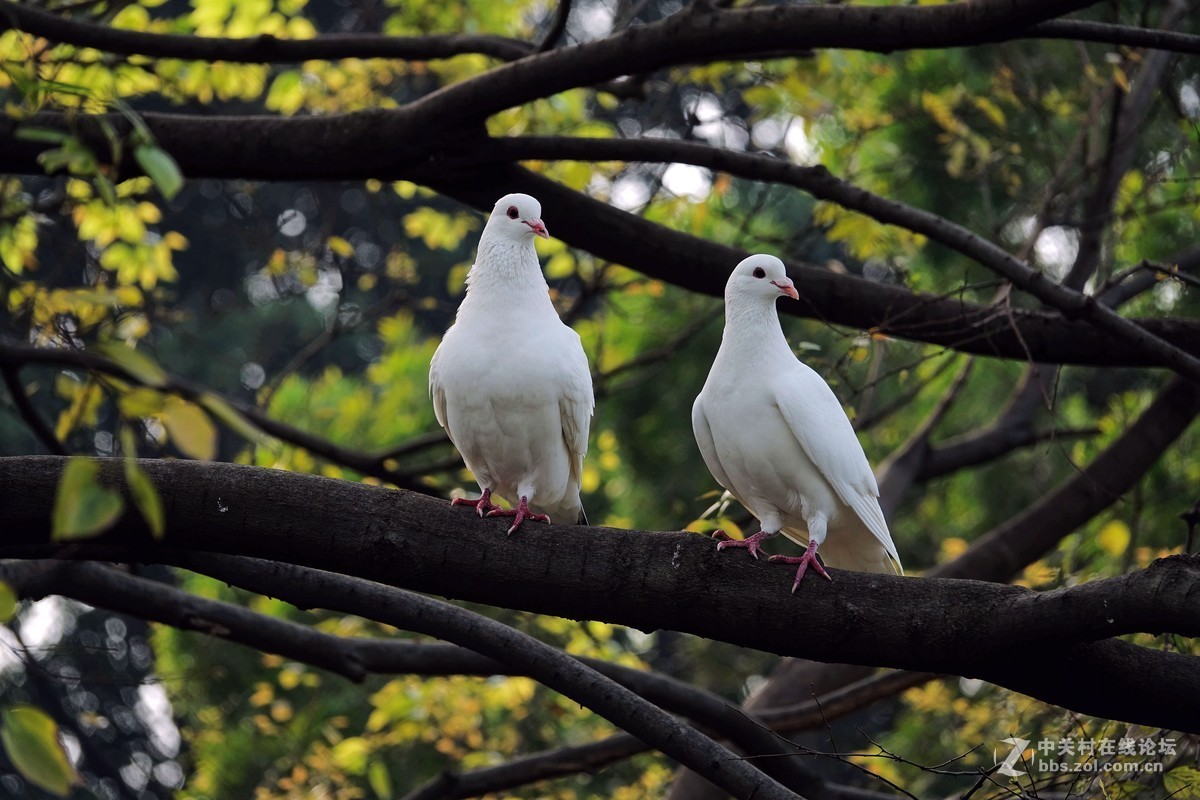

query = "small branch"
[0,339,434,493]
[1025,17,1200,54]
[1,363,68,455]
[535,0,571,53]
[0,0,532,62]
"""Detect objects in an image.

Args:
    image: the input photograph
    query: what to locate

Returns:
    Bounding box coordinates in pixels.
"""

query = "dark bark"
[1,455,1199,730]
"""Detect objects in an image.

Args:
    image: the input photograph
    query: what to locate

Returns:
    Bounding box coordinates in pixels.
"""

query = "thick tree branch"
[7,0,1197,76]
[462,139,1200,382]
[405,0,1103,127]
[427,164,1200,368]
[2,125,1198,367]
[1,455,1199,730]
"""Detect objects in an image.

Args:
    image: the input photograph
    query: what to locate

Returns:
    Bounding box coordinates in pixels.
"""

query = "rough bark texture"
[2,455,1198,732]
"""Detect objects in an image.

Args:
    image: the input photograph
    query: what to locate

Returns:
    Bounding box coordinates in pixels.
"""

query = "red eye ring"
[752,267,766,278]
[506,206,519,219]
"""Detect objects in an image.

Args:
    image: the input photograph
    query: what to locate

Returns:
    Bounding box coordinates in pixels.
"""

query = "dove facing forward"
[429,193,593,535]
[692,254,902,592]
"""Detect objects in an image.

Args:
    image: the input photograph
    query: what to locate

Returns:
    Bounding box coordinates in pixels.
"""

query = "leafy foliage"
[0,0,1197,797]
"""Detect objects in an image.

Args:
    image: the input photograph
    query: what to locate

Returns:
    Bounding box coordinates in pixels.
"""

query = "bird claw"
[714,530,774,560]
[769,545,832,592]
[486,497,551,536]
[451,490,501,518]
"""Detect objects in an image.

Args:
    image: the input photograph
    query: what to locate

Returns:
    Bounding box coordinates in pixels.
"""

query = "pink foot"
[451,488,501,518]
[487,495,551,536]
[713,530,776,560]
[769,541,832,593]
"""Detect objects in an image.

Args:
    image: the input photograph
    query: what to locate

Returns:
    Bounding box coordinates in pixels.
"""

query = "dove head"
[484,193,549,242]
[726,254,798,306]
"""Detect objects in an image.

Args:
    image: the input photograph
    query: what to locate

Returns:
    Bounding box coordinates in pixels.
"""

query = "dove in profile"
[692,254,902,591]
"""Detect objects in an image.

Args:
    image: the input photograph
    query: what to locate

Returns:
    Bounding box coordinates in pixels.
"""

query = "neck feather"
[719,296,791,357]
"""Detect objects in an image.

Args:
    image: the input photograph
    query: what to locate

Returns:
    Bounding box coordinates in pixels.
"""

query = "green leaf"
[0,581,16,624]
[331,736,370,774]
[1,706,78,797]
[368,760,392,799]
[1165,766,1200,800]
[134,144,184,200]
[93,342,167,387]
[52,458,124,541]
[161,397,217,460]
[124,459,164,540]
[14,127,69,144]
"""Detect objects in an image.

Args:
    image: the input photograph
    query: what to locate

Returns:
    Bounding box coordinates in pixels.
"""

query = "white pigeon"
[429,193,593,534]
[692,254,902,592]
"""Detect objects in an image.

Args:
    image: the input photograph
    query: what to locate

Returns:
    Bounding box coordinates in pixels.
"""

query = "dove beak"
[772,279,799,300]
[525,219,549,239]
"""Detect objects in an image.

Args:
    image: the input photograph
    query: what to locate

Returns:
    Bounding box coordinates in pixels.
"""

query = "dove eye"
[752,267,766,279]
[506,206,519,219]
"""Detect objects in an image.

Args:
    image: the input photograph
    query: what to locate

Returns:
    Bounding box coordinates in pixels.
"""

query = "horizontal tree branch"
[2,115,1198,367]
[1,455,1198,730]
[0,1,531,62]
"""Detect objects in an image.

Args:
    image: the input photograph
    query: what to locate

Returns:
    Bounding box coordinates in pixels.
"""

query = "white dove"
[692,254,902,592]
[429,193,593,534]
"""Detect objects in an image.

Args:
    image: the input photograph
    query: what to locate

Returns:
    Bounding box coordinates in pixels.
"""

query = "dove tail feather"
[576,507,589,526]
[780,524,901,576]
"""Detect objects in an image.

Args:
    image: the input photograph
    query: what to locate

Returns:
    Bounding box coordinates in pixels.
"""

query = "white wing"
[772,363,902,570]
[558,327,594,487]
[691,394,733,491]
[428,339,451,433]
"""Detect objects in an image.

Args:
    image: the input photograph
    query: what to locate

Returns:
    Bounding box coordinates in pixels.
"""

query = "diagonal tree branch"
[460,139,1200,382]
[0,339,435,493]
[0,558,825,797]
[1,363,68,455]
[424,163,1200,368]
[146,553,801,800]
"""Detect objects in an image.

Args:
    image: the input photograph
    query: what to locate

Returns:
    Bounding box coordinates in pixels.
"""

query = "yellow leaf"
[0,581,16,623]
[331,737,370,774]
[1,706,79,797]
[93,342,167,387]
[160,397,217,460]
[327,236,354,258]
[1098,519,1130,556]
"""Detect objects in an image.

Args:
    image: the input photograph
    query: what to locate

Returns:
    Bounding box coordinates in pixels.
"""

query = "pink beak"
[525,218,549,239]
[772,279,799,300]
